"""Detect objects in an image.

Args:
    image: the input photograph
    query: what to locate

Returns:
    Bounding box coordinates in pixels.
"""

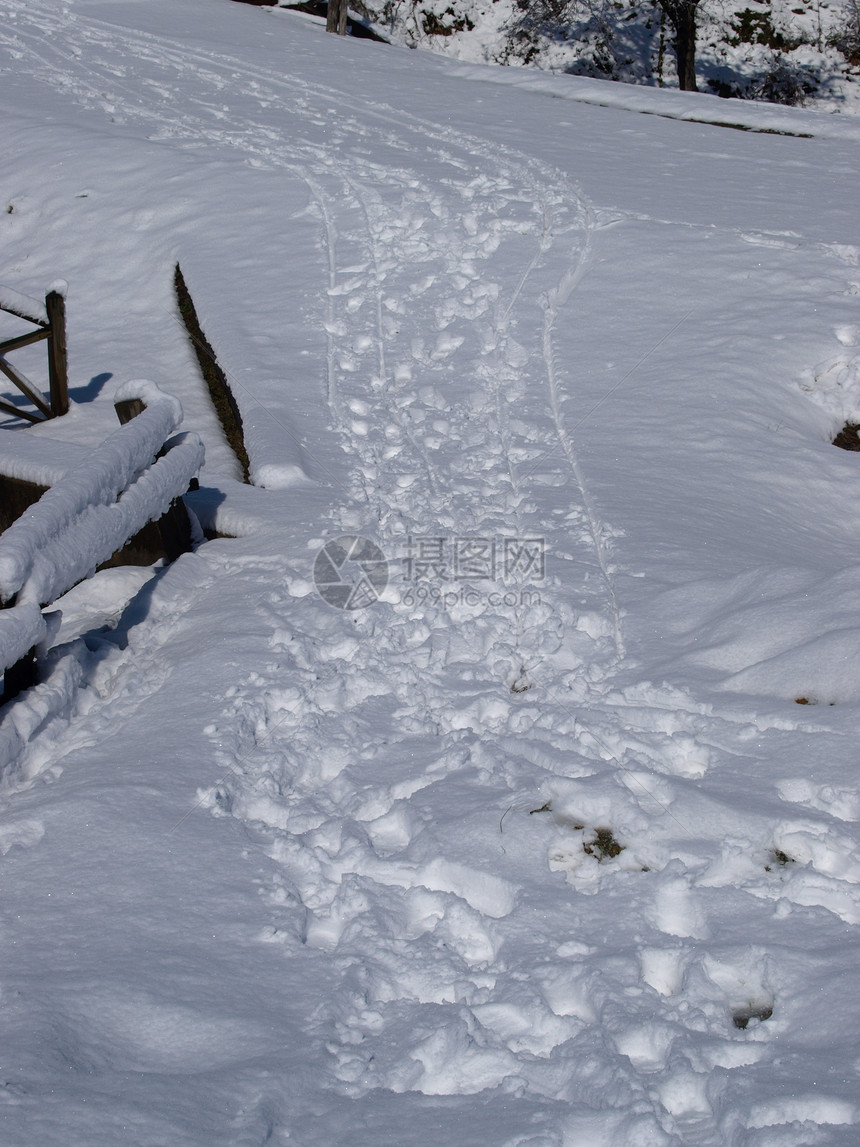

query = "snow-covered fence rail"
[0,283,69,422]
[0,380,204,700]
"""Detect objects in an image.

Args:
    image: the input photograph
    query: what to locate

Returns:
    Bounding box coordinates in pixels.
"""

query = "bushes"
[362,0,858,106]
[830,0,860,65]
[728,7,798,50]
[750,54,819,103]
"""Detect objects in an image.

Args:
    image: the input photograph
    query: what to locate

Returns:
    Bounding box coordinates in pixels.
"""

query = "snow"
[0,431,86,488]
[443,57,860,140]
[0,283,48,325]
[354,0,860,117]
[0,382,198,604]
[0,0,859,1143]
[0,601,46,674]
[19,430,204,607]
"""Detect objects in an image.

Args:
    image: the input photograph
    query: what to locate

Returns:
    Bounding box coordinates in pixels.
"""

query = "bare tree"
[658,0,700,90]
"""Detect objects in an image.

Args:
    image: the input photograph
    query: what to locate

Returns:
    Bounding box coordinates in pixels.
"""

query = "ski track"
[2,4,860,1142]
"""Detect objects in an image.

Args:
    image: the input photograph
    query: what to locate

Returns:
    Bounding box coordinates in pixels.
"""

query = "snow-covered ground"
[355,0,860,115]
[1,0,860,1143]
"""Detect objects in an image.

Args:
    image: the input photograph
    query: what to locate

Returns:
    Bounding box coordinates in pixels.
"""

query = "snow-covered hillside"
[1,0,860,1143]
[352,0,860,112]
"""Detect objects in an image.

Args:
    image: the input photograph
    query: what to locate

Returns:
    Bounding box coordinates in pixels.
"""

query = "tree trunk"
[659,0,699,92]
[326,0,348,34]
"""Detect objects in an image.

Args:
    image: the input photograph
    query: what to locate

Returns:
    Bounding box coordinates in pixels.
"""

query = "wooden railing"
[0,284,69,422]
[0,382,203,702]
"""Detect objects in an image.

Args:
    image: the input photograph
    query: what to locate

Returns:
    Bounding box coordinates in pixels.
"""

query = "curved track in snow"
[3,5,860,1145]
[0,0,628,689]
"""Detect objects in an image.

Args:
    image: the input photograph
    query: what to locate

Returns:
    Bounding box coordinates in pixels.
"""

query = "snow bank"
[184,477,273,538]
[446,60,860,142]
[0,651,87,784]
[0,433,86,489]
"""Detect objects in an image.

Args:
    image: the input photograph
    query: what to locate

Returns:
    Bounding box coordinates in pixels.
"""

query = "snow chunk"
[416,858,516,918]
[252,460,312,491]
[0,817,44,855]
[747,1096,856,1129]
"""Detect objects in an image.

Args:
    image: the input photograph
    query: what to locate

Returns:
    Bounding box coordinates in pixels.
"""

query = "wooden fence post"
[114,399,195,561]
[114,397,146,425]
[45,290,69,418]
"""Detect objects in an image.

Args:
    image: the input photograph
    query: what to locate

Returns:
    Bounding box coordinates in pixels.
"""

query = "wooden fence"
[0,285,69,422]
[0,384,203,702]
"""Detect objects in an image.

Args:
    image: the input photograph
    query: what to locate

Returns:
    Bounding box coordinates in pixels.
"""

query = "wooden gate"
[0,285,69,422]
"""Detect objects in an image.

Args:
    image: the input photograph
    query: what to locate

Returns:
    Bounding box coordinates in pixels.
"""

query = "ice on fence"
[0,380,203,680]
[0,284,49,326]
[0,383,185,602]
[21,432,204,608]
[0,602,47,676]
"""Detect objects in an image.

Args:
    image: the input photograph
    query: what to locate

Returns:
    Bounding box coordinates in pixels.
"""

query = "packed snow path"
[2,1,860,1144]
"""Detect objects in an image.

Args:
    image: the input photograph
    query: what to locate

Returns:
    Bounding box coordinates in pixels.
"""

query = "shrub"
[830,0,860,64]
[750,54,818,104]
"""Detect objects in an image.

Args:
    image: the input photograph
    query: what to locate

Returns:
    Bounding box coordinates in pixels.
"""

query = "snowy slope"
[353,0,860,114]
[1,0,860,1143]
